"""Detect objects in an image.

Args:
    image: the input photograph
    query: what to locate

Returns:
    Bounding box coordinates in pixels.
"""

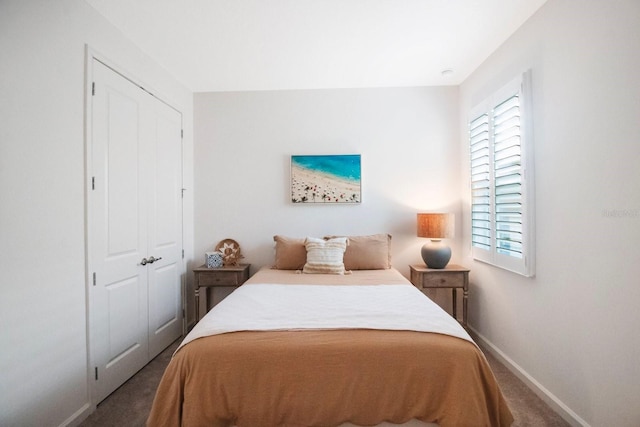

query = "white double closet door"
[88,59,183,403]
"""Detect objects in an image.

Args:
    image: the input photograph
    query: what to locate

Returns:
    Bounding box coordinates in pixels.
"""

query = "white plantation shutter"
[469,70,535,277]
[470,114,491,251]
[493,94,523,258]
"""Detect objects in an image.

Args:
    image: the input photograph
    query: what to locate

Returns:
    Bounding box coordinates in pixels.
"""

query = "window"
[469,70,535,277]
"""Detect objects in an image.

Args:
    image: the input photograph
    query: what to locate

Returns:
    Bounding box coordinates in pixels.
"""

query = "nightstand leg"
[195,287,200,322]
[462,288,468,328]
[452,288,458,321]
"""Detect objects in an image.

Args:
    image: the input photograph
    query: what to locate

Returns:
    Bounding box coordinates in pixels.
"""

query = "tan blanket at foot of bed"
[147,329,513,427]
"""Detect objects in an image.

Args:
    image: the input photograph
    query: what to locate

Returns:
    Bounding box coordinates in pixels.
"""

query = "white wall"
[459,1,640,426]
[193,87,461,308]
[0,1,193,425]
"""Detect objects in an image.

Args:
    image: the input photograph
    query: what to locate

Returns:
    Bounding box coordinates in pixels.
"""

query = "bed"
[147,235,513,427]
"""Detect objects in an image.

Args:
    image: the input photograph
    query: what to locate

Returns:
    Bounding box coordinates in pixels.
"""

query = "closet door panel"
[147,95,183,358]
[91,60,149,404]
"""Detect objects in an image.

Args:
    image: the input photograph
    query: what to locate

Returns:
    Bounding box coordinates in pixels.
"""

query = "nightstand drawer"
[420,273,461,288]
[198,271,243,287]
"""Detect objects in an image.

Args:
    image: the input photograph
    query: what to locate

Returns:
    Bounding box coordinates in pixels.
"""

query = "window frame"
[468,70,535,277]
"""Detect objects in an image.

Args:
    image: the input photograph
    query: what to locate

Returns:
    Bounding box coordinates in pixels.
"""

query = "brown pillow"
[324,234,392,270]
[273,235,307,270]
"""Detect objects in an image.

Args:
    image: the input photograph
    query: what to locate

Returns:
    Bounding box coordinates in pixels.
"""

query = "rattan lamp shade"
[417,213,454,239]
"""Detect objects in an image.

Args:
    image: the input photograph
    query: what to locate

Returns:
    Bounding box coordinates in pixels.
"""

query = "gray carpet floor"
[80,339,570,427]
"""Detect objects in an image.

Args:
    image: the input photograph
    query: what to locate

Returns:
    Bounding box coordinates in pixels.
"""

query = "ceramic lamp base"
[421,240,451,269]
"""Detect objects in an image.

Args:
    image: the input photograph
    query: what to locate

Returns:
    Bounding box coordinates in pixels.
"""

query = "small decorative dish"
[215,238,243,266]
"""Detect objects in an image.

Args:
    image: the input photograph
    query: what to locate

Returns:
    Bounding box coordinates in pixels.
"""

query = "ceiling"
[85,0,547,92]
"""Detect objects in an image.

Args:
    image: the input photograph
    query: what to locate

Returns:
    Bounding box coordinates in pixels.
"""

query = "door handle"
[140,256,163,266]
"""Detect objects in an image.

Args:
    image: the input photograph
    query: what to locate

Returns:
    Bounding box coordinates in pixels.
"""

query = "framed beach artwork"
[291,154,361,204]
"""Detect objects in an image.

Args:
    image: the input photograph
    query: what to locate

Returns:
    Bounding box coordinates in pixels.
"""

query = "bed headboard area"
[273,233,392,272]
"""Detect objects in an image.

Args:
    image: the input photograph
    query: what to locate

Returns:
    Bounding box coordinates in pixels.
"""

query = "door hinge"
[92,82,95,96]
[182,308,185,318]
[92,272,96,286]
[181,129,183,138]
[181,188,186,199]
[182,249,185,259]
[91,176,95,190]
[94,367,98,380]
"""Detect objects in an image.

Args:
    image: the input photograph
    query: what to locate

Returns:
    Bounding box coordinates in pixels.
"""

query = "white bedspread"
[180,283,472,352]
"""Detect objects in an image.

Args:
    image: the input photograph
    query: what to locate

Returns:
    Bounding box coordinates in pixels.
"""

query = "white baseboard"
[469,327,590,427]
[59,402,93,427]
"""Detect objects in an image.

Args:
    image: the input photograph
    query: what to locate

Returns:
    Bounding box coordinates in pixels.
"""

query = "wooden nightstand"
[194,264,250,321]
[409,264,470,328]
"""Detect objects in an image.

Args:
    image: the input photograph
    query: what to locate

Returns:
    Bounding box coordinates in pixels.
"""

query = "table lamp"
[417,213,454,269]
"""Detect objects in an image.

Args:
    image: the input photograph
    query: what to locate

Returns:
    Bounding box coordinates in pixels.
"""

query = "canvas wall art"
[291,154,361,204]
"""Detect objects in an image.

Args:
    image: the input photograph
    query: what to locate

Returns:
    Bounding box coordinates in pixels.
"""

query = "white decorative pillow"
[302,237,348,275]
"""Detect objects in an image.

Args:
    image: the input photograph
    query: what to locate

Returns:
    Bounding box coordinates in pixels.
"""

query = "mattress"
[147,267,513,427]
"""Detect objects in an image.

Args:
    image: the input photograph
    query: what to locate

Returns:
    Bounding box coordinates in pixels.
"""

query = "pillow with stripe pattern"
[302,237,348,274]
